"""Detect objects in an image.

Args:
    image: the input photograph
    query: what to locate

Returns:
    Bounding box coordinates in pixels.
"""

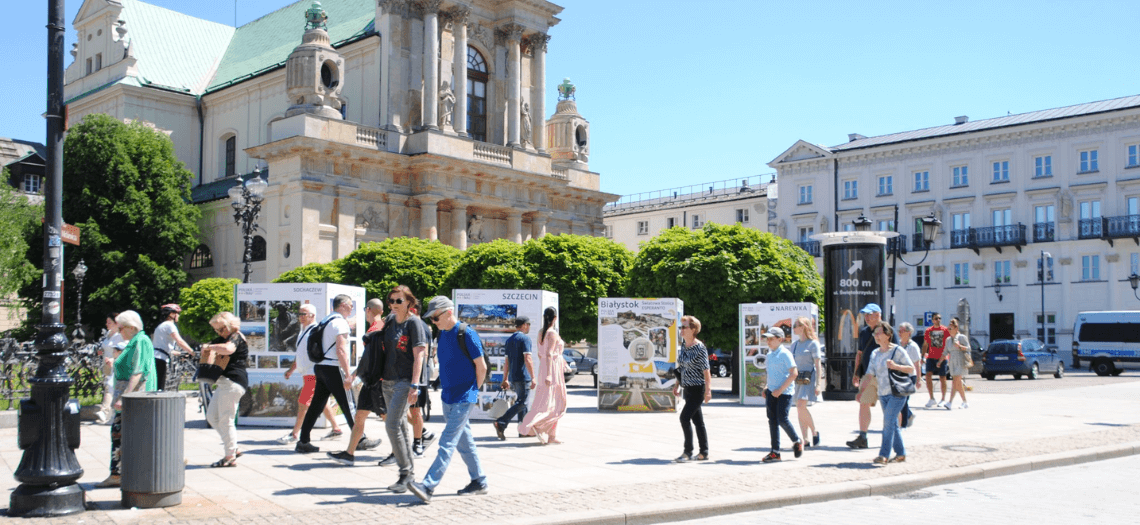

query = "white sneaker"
[277,432,298,445]
[944,402,953,410]
[936,400,947,408]
[924,399,937,408]
[960,402,969,409]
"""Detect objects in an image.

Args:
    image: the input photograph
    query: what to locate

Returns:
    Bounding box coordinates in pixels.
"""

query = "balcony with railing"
[795,240,821,257]
[1034,222,1054,243]
[887,234,908,255]
[950,224,1027,254]
[1080,214,1140,245]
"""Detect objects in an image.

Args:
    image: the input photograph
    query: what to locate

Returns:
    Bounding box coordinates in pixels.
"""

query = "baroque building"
[768,94,1140,360]
[64,0,613,283]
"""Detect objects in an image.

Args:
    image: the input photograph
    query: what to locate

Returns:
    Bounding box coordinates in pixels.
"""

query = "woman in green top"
[96,310,157,488]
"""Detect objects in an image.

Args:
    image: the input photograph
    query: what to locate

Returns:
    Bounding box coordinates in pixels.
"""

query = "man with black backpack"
[295,294,358,454]
[408,296,488,503]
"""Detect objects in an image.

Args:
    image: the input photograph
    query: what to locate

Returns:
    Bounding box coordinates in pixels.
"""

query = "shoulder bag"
[887,346,917,397]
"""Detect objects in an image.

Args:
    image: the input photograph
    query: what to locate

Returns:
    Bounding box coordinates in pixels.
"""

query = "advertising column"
[815,233,888,401]
[597,298,683,412]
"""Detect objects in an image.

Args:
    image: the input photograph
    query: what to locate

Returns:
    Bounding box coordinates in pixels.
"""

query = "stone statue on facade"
[439,81,455,128]
[1059,189,1074,220]
[467,214,486,244]
[521,102,532,147]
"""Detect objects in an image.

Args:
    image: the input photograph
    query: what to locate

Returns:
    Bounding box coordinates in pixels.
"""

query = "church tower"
[284,2,345,119]
[546,78,590,170]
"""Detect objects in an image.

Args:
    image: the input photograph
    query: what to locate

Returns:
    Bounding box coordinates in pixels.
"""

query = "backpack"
[454,322,492,384]
[306,315,339,363]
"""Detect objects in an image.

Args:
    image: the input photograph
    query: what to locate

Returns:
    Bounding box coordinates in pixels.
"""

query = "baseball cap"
[760,326,785,338]
[860,303,882,314]
[422,296,454,320]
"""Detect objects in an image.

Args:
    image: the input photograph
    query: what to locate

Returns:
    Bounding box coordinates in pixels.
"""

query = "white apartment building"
[769,94,1140,361]
[602,175,772,252]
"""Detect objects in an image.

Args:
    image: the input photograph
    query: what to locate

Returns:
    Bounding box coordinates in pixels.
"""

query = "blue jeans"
[878,394,907,458]
[496,381,530,428]
[764,390,799,451]
[422,401,486,491]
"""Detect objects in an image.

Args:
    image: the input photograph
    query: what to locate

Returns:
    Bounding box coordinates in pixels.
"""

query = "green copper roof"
[119,0,235,94]
[207,0,375,92]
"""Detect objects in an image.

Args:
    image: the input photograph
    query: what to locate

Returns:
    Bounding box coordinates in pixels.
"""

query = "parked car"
[563,348,597,376]
[981,339,1063,380]
[708,349,733,378]
[1072,310,1140,376]
[562,354,577,383]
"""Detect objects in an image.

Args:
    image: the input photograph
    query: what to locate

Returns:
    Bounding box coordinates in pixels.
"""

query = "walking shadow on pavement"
[607,457,675,466]
[275,486,421,506]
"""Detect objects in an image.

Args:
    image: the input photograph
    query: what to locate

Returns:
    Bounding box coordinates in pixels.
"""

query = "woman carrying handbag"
[672,316,711,462]
[866,323,915,465]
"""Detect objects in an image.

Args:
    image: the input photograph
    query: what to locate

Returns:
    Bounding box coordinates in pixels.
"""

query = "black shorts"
[412,385,428,409]
[357,382,386,415]
[925,358,948,377]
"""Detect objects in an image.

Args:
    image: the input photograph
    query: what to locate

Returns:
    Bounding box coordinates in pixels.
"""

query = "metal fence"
[604,174,775,213]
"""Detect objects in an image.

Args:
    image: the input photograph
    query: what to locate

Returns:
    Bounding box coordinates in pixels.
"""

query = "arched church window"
[467,46,488,142]
[224,135,236,177]
[190,244,213,269]
[251,236,266,262]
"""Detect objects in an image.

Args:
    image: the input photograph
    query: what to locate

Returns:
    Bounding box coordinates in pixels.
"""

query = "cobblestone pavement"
[2,374,1139,524]
[675,450,1140,524]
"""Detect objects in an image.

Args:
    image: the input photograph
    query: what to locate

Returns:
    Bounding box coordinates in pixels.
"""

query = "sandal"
[235,450,244,458]
[210,457,237,468]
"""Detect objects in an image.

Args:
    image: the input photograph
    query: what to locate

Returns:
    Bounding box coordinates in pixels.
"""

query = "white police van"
[1072,311,1140,376]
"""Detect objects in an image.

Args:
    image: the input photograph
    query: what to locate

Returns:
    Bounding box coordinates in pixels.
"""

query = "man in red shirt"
[921,313,950,408]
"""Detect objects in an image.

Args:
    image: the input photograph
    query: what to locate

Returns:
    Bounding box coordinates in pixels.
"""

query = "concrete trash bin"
[120,391,185,508]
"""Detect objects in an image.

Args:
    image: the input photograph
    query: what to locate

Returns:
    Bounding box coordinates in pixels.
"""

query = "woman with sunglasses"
[96,310,157,488]
[520,307,570,445]
[672,315,711,462]
[203,311,250,468]
[867,323,915,465]
[791,316,823,448]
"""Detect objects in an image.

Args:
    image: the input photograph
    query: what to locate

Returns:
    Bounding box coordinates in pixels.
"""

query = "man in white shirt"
[279,304,344,444]
[295,295,358,453]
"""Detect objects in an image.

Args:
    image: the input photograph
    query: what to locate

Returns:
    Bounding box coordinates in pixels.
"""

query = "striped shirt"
[677,341,710,387]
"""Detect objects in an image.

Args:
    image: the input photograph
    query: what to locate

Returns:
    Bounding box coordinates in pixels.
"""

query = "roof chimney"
[848,133,867,142]
[954,116,968,125]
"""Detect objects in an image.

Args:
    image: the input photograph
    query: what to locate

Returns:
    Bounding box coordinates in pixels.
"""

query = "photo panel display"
[738,302,819,406]
[597,298,683,412]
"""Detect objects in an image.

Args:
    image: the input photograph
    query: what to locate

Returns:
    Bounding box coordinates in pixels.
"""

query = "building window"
[798,185,812,204]
[994,260,1011,284]
[877,220,895,232]
[224,135,236,177]
[466,46,488,142]
[85,57,92,75]
[992,160,1009,182]
[877,175,893,196]
[1036,314,1056,344]
[603,225,612,239]
[636,221,648,235]
[915,265,930,287]
[666,217,676,228]
[1034,204,1055,242]
[798,226,814,241]
[251,236,267,262]
[952,212,971,231]
[22,174,41,194]
[1132,252,1139,275]
[1079,149,1099,173]
[953,263,970,286]
[1034,155,1052,177]
[692,214,703,228]
[95,53,102,71]
[736,208,749,224]
[1038,254,1054,282]
[1081,255,1100,281]
[951,165,969,187]
[189,244,213,269]
[913,170,929,192]
[842,180,857,200]
[1129,144,1140,168]
[842,223,854,232]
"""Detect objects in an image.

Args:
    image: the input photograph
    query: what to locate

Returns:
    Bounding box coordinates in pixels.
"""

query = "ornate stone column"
[420,0,443,131]
[531,213,548,239]
[451,201,468,250]
[378,0,401,131]
[529,34,550,153]
[507,211,523,244]
[451,7,470,137]
[502,24,524,147]
[417,195,442,240]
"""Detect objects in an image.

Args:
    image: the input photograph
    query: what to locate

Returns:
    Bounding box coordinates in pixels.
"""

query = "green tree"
[177,277,240,343]
[518,234,633,345]
[338,237,461,303]
[441,239,527,292]
[273,261,344,285]
[0,169,42,324]
[22,114,202,333]
[626,223,823,354]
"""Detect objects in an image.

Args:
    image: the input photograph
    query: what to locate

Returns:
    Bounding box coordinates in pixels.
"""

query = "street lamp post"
[10,0,87,516]
[71,259,88,342]
[880,206,943,326]
[1129,273,1139,301]
[994,278,1003,302]
[228,167,268,284]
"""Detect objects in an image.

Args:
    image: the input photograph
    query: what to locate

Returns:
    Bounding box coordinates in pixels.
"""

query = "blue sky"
[2,0,1137,198]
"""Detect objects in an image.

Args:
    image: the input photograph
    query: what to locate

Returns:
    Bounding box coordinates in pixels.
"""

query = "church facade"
[64,0,613,283]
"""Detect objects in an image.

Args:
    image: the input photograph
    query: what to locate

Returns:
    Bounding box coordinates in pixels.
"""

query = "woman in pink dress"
[520,307,569,444]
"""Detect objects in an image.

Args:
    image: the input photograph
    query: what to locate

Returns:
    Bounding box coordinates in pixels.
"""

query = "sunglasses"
[388,298,405,305]
[430,312,445,323]
[680,325,691,330]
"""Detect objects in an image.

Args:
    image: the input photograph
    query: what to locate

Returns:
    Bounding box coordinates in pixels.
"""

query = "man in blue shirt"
[409,296,489,503]
[493,316,535,440]
[761,326,801,463]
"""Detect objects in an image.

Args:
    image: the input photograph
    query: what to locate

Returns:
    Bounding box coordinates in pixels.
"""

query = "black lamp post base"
[9,482,86,517]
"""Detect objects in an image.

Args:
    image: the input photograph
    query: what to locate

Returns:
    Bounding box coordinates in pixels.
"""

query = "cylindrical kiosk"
[814,232,892,401]
[120,391,185,508]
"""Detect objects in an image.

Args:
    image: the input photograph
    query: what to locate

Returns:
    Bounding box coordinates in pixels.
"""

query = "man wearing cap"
[493,316,535,440]
[848,303,896,449]
[761,326,801,462]
[408,296,489,503]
